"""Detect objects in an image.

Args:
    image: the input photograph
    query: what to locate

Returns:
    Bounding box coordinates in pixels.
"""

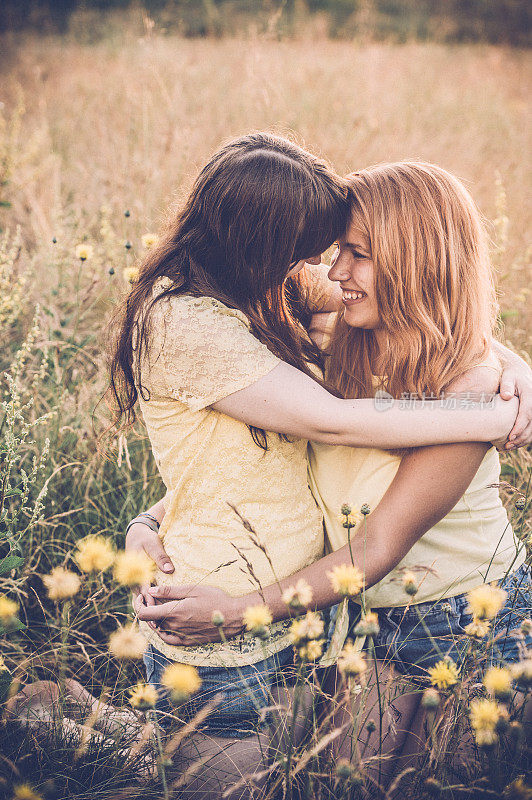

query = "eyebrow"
[344,241,370,254]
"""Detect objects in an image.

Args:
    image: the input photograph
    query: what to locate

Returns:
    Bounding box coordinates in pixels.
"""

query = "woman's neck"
[371,328,388,374]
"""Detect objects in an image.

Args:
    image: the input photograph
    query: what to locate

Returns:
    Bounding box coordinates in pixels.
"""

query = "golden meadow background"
[0,4,531,797]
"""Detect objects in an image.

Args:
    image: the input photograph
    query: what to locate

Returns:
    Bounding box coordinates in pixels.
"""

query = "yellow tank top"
[308,350,523,608]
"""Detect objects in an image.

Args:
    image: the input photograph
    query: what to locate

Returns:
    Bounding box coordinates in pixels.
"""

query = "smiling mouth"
[342,290,367,302]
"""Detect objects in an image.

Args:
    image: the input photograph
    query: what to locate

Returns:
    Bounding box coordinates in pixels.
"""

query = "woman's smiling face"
[327,216,381,330]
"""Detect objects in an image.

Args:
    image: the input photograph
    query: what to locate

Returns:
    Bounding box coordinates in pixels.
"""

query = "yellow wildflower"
[129,682,158,710]
[75,243,93,262]
[470,698,503,747]
[12,785,44,800]
[298,639,324,661]
[242,604,272,638]
[327,564,364,597]
[42,567,81,600]
[483,666,512,699]
[464,618,491,639]
[113,550,155,587]
[428,658,459,690]
[289,611,324,644]
[281,579,313,610]
[123,266,140,284]
[466,584,507,620]
[108,624,147,659]
[74,536,115,573]
[338,642,367,677]
[141,233,158,249]
[162,662,202,703]
[0,594,19,625]
[474,727,498,747]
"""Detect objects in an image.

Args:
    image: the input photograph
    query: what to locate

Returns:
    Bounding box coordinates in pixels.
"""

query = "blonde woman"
[308,162,531,775]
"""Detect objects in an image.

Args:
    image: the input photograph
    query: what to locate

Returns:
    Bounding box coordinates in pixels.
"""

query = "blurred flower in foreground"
[113,550,155,587]
[402,571,418,596]
[466,584,506,620]
[242,604,272,639]
[129,682,158,710]
[162,662,201,703]
[75,244,93,262]
[470,698,504,747]
[353,611,379,637]
[511,658,532,688]
[289,611,324,644]
[42,567,81,600]
[75,536,115,573]
[141,233,158,249]
[483,666,512,699]
[212,610,225,627]
[464,618,491,639]
[123,266,140,284]
[298,639,323,661]
[109,624,147,659]
[338,642,367,677]
[337,503,362,528]
[327,564,364,597]
[0,594,19,626]
[421,687,440,710]
[282,579,313,610]
[12,784,44,800]
[428,658,459,690]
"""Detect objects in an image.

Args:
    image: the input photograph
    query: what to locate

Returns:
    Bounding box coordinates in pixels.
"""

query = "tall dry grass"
[0,25,530,799]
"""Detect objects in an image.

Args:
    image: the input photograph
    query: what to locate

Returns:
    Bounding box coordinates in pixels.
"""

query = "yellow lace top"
[134,266,333,666]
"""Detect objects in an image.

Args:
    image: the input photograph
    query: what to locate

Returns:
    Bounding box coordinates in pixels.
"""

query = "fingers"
[506,422,532,449]
[498,372,516,401]
[146,585,194,601]
[135,598,183,621]
[142,540,174,575]
[505,403,532,448]
[139,584,156,605]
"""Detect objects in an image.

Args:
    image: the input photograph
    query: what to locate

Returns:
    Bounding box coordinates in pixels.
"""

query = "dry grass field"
[0,25,531,800]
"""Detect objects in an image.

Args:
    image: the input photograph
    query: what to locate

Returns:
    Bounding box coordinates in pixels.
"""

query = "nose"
[328,252,351,282]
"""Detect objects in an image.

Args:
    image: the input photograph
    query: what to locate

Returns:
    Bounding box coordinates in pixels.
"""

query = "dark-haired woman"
[111,133,529,798]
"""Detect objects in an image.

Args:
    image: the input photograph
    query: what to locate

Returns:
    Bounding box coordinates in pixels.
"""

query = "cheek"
[355,262,374,291]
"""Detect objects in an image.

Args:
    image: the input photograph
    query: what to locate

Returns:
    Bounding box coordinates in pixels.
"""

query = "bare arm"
[211,362,516,449]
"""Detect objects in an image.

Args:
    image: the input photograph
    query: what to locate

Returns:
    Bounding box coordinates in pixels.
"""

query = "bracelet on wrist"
[125,512,160,537]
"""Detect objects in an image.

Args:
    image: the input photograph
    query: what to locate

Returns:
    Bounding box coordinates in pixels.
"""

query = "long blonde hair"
[327,161,498,400]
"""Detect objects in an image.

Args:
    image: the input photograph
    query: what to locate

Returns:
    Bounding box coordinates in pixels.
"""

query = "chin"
[343,310,375,330]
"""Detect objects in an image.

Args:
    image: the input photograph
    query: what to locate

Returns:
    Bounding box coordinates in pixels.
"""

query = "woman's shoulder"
[150,278,252,332]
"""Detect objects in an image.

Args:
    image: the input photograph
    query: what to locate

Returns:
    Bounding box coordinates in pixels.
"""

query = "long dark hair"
[108,132,350,448]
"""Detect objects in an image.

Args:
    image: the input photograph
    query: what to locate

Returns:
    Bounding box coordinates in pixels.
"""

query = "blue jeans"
[327,562,532,680]
[143,644,294,737]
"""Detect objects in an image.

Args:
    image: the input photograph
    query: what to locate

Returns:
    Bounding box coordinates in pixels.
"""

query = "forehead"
[341,214,370,248]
